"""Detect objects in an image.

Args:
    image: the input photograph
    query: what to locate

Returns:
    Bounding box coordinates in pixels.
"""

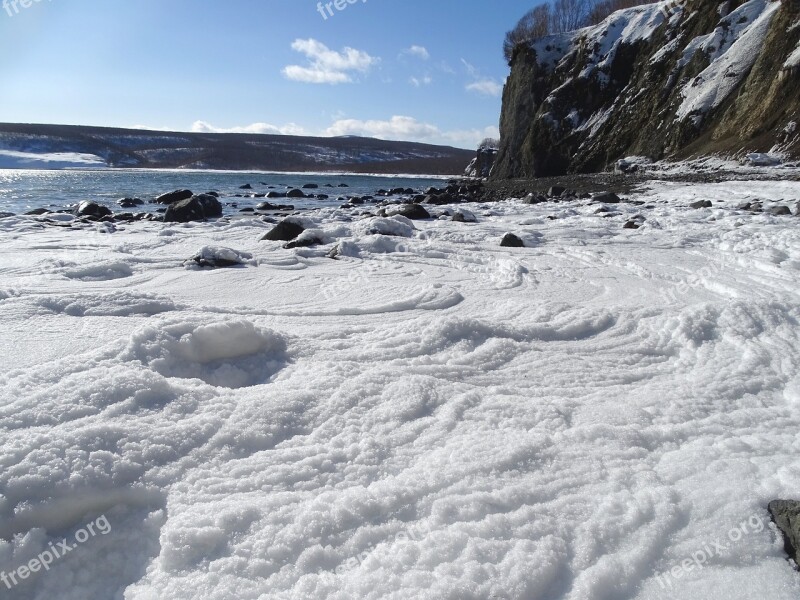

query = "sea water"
[0,169,449,215]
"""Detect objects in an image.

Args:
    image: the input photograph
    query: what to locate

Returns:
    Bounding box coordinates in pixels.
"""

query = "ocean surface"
[0,169,450,215]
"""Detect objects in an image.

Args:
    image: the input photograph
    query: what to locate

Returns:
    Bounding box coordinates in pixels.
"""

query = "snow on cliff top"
[530,1,671,75]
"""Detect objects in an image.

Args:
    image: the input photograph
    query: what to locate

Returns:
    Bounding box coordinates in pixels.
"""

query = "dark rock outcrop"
[769,500,800,565]
[493,0,800,179]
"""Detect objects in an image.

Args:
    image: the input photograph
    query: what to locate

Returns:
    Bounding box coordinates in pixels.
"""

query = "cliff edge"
[493,0,800,179]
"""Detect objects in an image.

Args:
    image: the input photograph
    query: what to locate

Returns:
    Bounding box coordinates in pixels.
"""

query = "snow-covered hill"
[0,124,474,175]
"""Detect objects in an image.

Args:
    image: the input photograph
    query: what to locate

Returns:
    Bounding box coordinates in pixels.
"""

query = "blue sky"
[0,0,539,149]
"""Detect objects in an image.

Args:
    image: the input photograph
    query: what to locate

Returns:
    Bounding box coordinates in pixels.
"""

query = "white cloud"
[409,76,433,87]
[466,78,503,97]
[282,38,377,84]
[460,58,503,97]
[324,115,499,148]
[324,116,440,141]
[402,45,430,60]
[191,121,307,136]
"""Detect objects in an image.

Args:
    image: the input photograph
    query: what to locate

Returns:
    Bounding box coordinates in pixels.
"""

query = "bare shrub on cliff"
[551,0,592,32]
[503,3,551,63]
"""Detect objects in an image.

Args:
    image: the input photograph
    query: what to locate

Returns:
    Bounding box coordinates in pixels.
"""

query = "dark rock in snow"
[593,192,621,204]
[769,500,800,565]
[623,220,641,229]
[266,191,286,199]
[164,194,223,223]
[261,220,305,242]
[548,186,566,198]
[384,204,430,220]
[302,183,319,189]
[286,188,306,199]
[0,212,15,218]
[240,184,252,190]
[284,237,322,249]
[690,200,713,209]
[522,194,547,205]
[75,201,112,218]
[452,209,477,223]
[500,233,525,247]
[338,183,349,187]
[155,189,193,204]
[768,205,792,216]
[25,208,51,216]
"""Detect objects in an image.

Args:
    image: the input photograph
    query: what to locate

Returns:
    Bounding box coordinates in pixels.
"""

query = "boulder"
[261,220,305,242]
[690,200,713,209]
[593,192,621,204]
[118,197,144,207]
[769,500,800,564]
[384,204,430,220]
[164,194,223,223]
[500,233,524,248]
[452,209,477,223]
[548,186,566,198]
[768,205,792,216]
[623,221,641,229]
[75,201,112,219]
[286,188,306,199]
[25,208,50,216]
[338,183,349,187]
[302,183,319,189]
[522,194,547,205]
[239,184,252,190]
[284,237,322,249]
[266,191,286,198]
[155,189,193,204]
[424,193,455,205]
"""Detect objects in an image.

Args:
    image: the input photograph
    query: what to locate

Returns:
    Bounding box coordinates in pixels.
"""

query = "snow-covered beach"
[1,177,799,598]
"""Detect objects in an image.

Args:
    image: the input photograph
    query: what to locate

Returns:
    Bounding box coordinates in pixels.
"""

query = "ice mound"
[126,320,288,388]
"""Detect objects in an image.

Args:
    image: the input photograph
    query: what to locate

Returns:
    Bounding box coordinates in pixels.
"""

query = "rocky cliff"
[492,0,800,179]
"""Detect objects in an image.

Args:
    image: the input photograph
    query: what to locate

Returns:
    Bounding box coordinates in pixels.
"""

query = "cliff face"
[493,0,800,179]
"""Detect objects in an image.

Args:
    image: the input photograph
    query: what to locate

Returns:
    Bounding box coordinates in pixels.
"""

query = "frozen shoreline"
[1,179,800,599]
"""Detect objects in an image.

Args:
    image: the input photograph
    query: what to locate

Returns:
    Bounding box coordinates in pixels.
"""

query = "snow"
[676,0,780,124]
[577,2,669,81]
[785,40,800,69]
[2,179,800,598]
[0,150,107,169]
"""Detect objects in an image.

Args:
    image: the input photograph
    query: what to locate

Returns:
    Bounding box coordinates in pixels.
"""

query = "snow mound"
[125,320,288,388]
